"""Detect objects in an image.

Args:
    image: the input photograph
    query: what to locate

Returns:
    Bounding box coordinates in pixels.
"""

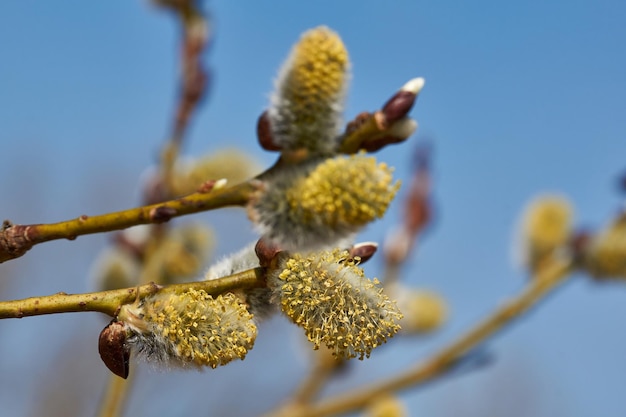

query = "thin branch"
[269,257,573,417]
[0,267,266,319]
[96,372,135,417]
[161,5,211,194]
[291,348,345,405]
[0,180,256,264]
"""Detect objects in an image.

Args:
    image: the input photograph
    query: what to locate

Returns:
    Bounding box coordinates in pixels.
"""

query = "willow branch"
[96,372,135,417]
[276,257,574,417]
[0,267,266,319]
[0,180,256,264]
[161,4,211,193]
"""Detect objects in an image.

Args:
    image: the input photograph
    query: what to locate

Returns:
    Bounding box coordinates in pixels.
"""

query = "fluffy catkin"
[268,26,350,153]
[249,154,399,251]
[119,289,256,368]
[268,249,402,359]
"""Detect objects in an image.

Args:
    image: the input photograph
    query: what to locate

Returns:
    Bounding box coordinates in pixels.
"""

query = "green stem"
[0,181,257,263]
[0,267,266,319]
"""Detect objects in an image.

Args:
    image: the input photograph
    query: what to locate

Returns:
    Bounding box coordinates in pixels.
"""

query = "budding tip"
[402,77,425,94]
[213,178,228,190]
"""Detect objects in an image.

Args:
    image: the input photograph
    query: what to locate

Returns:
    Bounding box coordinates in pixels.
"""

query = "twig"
[158,3,210,194]
[291,348,345,405]
[0,180,256,263]
[0,267,266,319]
[270,257,573,417]
[96,371,135,417]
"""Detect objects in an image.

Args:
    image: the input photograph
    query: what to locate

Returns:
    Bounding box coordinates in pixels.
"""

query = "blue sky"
[1,1,626,416]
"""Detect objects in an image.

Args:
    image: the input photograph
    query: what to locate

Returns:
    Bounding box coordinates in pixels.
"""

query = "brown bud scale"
[257,111,282,151]
[382,90,416,123]
[98,321,130,379]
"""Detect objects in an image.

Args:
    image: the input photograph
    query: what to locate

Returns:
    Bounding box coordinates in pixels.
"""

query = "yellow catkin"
[389,286,448,334]
[288,154,400,227]
[270,249,402,360]
[365,395,407,417]
[269,26,350,152]
[172,149,261,196]
[250,154,400,251]
[520,195,573,270]
[120,290,256,368]
[585,214,626,279]
[90,247,140,291]
[160,223,214,283]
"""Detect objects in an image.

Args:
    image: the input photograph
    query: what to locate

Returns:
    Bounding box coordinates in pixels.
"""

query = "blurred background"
[1,1,625,416]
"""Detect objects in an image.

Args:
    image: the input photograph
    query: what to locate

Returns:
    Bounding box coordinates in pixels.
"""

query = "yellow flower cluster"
[269,26,350,153]
[289,153,400,227]
[585,214,626,279]
[269,249,402,359]
[519,195,572,270]
[365,394,407,417]
[250,154,399,251]
[120,289,256,368]
[171,149,261,196]
[387,285,448,334]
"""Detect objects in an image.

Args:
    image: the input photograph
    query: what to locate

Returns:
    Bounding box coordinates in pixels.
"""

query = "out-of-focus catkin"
[584,213,626,279]
[365,394,407,417]
[387,284,447,334]
[518,195,573,271]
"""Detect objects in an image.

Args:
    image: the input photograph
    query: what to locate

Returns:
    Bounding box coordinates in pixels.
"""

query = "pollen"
[249,154,400,251]
[269,249,402,359]
[120,289,256,368]
[269,26,350,153]
[288,153,400,227]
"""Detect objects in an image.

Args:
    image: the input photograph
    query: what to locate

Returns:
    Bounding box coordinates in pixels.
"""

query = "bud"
[119,290,257,368]
[268,249,402,360]
[348,241,378,264]
[381,77,424,123]
[361,117,418,152]
[257,111,282,151]
[268,26,350,153]
[98,321,131,379]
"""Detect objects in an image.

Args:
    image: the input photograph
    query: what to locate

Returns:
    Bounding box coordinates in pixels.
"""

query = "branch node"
[149,206,177,223]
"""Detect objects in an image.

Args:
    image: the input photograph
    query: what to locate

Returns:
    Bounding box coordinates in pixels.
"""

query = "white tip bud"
[388,118,418,139]
[401,77,425,95]
[213,178,228,190]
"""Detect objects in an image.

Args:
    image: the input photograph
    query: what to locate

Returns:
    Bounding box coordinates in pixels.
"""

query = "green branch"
[0,267,266,319]
[0,180,257,264]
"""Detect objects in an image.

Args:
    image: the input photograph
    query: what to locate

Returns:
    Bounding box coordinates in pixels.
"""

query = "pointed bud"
[381,77,424,123]
[348,241,378,264]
